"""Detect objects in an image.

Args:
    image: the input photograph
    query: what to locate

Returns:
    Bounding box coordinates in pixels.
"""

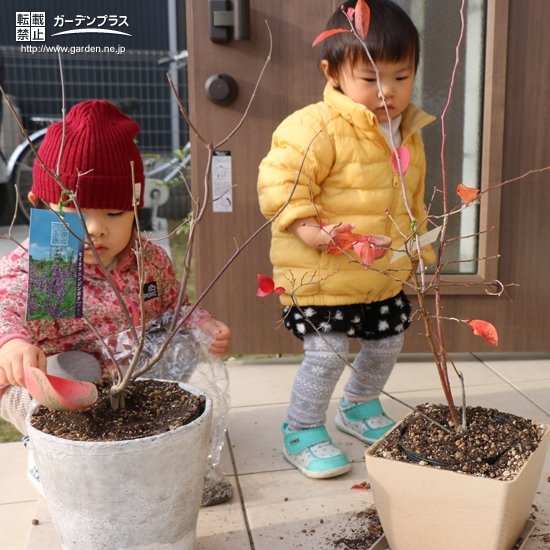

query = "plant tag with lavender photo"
[27,209,85,320]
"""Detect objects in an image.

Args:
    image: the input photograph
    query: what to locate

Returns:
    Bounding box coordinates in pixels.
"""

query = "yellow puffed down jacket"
[258,83,436,307]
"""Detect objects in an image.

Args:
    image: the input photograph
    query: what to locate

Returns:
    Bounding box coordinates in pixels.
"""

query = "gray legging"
[286,332,404,430]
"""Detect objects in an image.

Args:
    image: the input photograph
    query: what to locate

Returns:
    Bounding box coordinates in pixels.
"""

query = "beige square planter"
[365,419,550,550]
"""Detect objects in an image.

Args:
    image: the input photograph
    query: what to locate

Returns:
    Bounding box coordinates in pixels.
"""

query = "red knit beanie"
[32,100,144,210]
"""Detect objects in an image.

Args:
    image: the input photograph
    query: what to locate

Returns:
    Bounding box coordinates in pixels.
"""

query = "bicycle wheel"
[11,136,43,223]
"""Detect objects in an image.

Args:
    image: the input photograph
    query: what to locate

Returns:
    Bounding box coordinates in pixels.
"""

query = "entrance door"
[185,1,335,354]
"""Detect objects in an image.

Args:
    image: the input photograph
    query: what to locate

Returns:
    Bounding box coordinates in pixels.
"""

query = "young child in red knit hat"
[0,100,232,505]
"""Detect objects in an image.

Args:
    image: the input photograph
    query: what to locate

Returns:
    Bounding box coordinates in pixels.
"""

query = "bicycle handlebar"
[157,50,188,67]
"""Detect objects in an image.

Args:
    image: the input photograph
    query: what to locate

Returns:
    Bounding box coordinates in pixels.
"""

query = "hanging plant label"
[27,208,85,320]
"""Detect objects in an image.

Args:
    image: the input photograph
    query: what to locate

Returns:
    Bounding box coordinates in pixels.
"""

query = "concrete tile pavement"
[0,225,28,255]
[0,354,549,549]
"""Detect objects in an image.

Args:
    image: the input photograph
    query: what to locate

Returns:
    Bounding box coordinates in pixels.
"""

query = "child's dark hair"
[320,0,420,79]
[31,197,48,210]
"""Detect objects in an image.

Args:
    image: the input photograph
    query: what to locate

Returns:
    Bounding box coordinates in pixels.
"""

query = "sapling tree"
[338,0,550,432]
[0,27,275,412]
[257,0,550,434]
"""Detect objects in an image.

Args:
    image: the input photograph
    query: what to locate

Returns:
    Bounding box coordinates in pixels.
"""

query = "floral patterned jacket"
[0,233,211,378]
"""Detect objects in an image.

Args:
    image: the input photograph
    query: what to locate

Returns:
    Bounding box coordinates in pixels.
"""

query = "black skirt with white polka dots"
[282,290,411,341]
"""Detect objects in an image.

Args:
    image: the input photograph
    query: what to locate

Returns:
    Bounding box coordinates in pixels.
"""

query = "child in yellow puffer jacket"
[258,0,435,479]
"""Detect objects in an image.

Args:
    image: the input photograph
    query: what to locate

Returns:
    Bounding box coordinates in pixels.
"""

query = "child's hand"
[199,318,232,358]
[289,217,356,250]
[0,339,47,387]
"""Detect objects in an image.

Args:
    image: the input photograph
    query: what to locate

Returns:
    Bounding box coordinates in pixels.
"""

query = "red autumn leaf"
[256,274,284,298]
[328,232,391,266]
[391,146,410,175]
[351,481,370,490]
[456,183,480,206]
[355,237,391,267]
[354,0,371,40]
[466,319,499,346]
[326,231,365,254]
[312,28,352,47]
[358,242,377,267]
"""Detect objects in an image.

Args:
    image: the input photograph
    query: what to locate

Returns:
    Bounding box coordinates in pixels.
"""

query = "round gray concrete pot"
[26,382,212,550]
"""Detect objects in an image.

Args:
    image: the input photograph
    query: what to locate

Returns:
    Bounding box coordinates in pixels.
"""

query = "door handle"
[209,0,251,43]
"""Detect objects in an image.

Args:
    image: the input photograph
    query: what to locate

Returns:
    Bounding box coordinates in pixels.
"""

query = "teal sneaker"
[335,398,395,444]
[281,423,351,479]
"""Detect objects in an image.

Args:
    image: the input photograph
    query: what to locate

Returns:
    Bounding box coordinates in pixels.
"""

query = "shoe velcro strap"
[343,399,384,422]
[284,425,331,455]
